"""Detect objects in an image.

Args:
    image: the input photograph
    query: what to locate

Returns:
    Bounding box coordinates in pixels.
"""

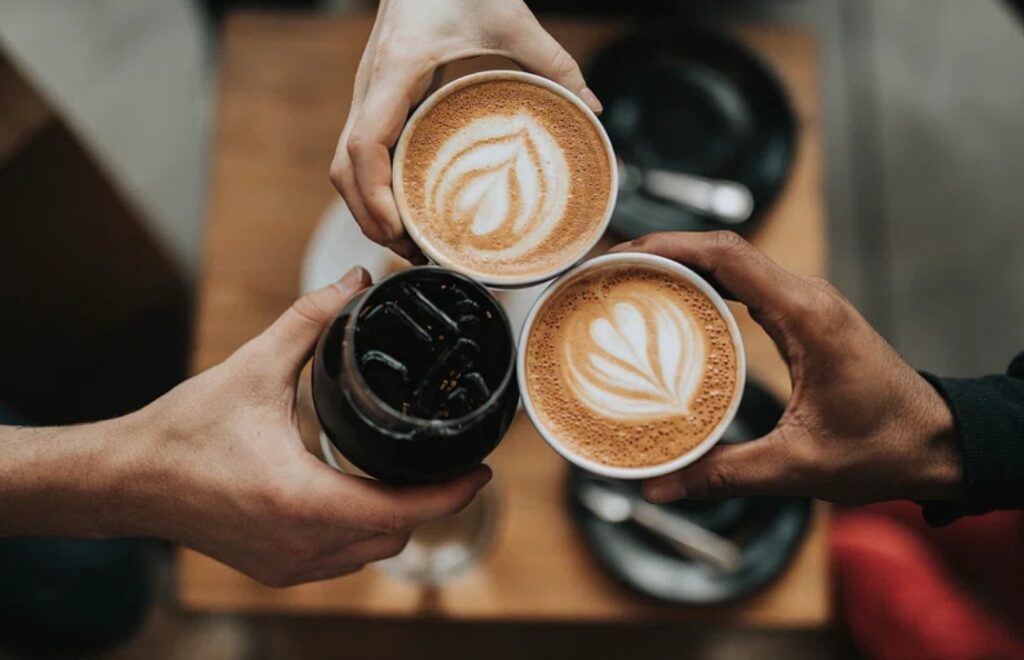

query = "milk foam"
[398,78,613,281]
[566,293,705,419]
[524,265,738,468]
[424,114,569,262]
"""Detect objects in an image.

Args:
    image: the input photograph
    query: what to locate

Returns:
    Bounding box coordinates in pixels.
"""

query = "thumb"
[641,432,790,502]
[254,266,372,380]
[506,20,602,114]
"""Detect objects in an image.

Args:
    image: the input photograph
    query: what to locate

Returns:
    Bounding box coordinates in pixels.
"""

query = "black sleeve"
[918,352,1024,526]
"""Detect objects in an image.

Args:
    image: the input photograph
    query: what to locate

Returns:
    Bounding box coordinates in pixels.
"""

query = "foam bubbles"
[400,80,612,279]
[525,265,739,468]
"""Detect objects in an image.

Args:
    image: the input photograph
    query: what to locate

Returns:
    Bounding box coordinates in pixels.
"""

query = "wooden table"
[179,13,829,627]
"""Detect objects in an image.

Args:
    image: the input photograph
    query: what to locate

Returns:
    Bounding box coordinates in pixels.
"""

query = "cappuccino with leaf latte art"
[393,71,616,286]
[523,261,741,469]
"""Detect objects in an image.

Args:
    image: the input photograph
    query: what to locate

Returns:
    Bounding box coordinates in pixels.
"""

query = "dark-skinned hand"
[611,232,960,505]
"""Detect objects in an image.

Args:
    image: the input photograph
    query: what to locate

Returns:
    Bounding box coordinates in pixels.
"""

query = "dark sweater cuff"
[918,353,1024,526]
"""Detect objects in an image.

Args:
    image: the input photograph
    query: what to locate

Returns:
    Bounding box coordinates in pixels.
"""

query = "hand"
[330,0,602,261]
[115,266,491,586]
[611,232,961,505]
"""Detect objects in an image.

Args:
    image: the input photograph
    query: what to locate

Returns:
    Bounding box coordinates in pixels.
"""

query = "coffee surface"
[398,79,612,281]
[525,264,738,467]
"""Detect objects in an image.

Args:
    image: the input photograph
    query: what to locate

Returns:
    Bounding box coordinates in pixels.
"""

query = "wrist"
[52,413,162,538]
[911,375,961,500]
[111,400,219,546]
[87,410,164,537]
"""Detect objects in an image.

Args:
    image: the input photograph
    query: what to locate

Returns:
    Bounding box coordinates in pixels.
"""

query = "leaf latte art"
[397,78,614,282]
[565,292,706,419]
[425,115,568,260]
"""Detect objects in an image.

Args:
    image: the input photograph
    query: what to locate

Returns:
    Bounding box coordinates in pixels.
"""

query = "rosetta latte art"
[423,114,569,261]
[565,291,706,419]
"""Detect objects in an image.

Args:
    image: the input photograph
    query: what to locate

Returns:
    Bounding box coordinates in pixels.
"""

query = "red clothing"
[832,502,1024,659]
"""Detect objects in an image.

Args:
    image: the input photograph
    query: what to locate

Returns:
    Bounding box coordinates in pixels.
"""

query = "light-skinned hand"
[330,0,602,261]
[0,266,491,587]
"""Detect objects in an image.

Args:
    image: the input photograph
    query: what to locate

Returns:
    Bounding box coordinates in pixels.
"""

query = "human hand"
[611,232,961,505]
[330,0,602,261]
[117,267,491,586]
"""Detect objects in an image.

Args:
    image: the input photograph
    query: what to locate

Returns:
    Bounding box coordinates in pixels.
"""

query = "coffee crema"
[524,264,738,468]
[396,77,613,283]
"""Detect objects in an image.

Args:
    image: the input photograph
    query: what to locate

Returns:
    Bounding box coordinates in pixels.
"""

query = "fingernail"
[580,87,603,114]
[339,266,368,289]
[643,481,685,503]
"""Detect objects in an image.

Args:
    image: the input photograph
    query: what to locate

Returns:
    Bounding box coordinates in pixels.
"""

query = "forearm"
[0,414,148,537]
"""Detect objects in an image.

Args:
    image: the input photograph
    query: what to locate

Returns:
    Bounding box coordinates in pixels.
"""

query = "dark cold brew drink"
[313,267,518,484]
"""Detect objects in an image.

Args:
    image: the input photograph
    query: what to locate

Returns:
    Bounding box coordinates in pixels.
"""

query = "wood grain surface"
[179,13,829,626]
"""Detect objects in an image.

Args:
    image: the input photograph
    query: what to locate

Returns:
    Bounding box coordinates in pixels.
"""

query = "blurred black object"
[1006,0,1024,23]
[0,538,154,659]
[586,31,796,238]
[0,48,189,424]
[197,0,326,24]
[567,379,811,605]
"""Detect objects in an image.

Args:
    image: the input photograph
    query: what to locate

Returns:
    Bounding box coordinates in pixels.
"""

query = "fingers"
[289,563,365,586]
[253,266,372,379]
[332,124,403,248]
[346,64,437,246]
[259,463,488,587]
[347,130,403,245]
[330,140,424,263]
[270,560,365,587]
[330,130,376,238]
[332,37,435,255]
[271,532,411,587]
[328,0,387,240]
[612,231,807,325]
[507,20,602,114]
[385,236,426,264]
[329,532,411,567]
[320,465,493,535]
[642,432,791,502]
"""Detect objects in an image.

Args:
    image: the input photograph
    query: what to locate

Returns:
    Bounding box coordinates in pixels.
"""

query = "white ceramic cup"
[517,252,747,480]
[392,70,618,289]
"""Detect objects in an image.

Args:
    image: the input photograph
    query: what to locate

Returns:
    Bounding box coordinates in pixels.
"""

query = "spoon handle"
[631,499,743,574]
[642,168,754,225]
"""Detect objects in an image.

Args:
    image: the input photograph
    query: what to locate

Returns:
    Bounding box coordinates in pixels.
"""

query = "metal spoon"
[618,160,755,225]
[578,481,742,574]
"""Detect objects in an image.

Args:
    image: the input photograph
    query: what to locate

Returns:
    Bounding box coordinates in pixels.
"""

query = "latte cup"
[392,70,618,288]
[518,253,746,480]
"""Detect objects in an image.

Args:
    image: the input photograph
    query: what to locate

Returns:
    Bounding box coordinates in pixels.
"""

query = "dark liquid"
[355,276,509,420]
[312,268,518,484]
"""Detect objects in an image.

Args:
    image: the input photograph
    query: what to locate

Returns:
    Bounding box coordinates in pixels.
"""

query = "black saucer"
[586,30,796,237]
[567,380,811,605]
